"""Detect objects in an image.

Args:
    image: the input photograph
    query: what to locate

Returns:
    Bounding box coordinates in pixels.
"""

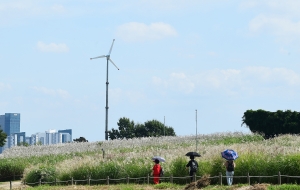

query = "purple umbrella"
[221,149,238,160]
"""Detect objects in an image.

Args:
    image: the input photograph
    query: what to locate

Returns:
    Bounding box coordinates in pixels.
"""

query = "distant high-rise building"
[31,132,46,145]
[25,137,32,145]
[9,132,26,147]
[45,129,58,145]
[58,129,72,143]
[0,113,20,153]
[44,129,72,145]
[4,113,20,135]
[0,112,74,154]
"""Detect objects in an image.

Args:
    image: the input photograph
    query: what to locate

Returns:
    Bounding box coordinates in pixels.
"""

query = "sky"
[1,0,300,142]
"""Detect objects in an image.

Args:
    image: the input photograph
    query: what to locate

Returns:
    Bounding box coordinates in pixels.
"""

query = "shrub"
[24,165,57,184]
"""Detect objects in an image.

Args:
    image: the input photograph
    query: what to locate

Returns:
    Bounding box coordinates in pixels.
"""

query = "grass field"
[1,132,300,189]
[5,182,300,189]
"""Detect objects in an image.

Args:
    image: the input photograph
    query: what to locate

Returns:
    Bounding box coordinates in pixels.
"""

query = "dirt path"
[0,181,25,190]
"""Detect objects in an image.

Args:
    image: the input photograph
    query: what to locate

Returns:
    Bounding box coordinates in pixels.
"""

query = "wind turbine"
[90,39,119,140]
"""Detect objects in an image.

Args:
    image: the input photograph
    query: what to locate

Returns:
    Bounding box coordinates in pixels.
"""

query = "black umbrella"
[185,152,201,157]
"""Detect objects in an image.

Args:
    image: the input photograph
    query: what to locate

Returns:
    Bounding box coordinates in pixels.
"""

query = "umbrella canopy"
[152,156,166,162]
[221,149,239,160]
[185,152,201,157]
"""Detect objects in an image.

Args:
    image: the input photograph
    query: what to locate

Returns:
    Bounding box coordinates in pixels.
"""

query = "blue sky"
[1,0,300,142]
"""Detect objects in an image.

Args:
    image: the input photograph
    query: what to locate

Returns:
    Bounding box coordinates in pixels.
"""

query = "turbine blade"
[108,39,115,55]
[90,55,106,60]
[109,59,120,70]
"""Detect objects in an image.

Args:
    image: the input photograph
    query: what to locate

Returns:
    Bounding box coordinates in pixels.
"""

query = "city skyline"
[0,113,72,153]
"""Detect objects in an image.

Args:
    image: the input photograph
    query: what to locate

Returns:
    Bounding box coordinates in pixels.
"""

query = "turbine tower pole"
[105,56,109,140]
[90,39,119,140]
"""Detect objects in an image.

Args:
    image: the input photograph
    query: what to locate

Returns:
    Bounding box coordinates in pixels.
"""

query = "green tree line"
[108,117,176,140]
[242,109,300,138]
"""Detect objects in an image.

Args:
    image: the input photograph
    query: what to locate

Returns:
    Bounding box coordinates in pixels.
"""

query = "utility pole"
[196,109,198,152]
[164,116,165,136]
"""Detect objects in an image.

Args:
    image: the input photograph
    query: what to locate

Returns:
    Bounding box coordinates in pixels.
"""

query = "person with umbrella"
[151,157,164,184]
[185,152,200,182]
[221,149,238,186]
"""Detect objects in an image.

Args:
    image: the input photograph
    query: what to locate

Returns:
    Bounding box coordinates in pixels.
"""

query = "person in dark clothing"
[186,155,198,182]
[224,160,236,186]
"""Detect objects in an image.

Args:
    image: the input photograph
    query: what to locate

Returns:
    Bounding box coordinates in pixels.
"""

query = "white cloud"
[0,83,11,91]
[51,4,66,13]
[109,88,146,104]
[0,1,31,12]
[261,1,300,17]
[0,1,67,26]
[279,47,290,55]
[244,66,300,85]
[37,41,69,53]
[239,1,259,10]
[116,22,177,42]
[152,73,195,94]
[125,90,146,103]
[152,67,300,96]
[108,88,122,104]
[249,15,300,36]
[240,0,300,16]
[32,86,70,99]
[207,51,218,57]
[245,1,300,43]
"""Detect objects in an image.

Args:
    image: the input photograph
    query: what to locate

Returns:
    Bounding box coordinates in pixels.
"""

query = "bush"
[0,159,25,181]
[24,165,57,184]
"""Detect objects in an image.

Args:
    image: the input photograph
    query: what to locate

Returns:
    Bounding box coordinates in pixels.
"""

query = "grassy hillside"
[1,132,300,186]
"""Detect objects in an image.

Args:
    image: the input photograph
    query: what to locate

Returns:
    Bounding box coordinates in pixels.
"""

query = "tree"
[0,128,7,147]
[17,142,29,147]
[108,117,176,140]
[242,109,300,138]
[118,117,136,139]
[143,119,175,137]
[35,141,43,145]
[73,137,88,142]
[108,117,135,140]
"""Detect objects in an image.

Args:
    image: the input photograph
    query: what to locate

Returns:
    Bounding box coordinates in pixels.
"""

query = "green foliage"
[0,128,7,147]
[59,158,152,182]
[143,120,176,137]
[24,183,186,190]
[201,134,264,145]
[0,158,26,181]
[4,133,300,187]
[123,164,151,178]
[0,153,90,182]
[169,157,187,178]
[73,137,88,142]
[268,184,300,190]
[242,109,300,138]
[17,142,30,147]
[24,165,57,184]
[108,117,176,140]
[35,141,43,145]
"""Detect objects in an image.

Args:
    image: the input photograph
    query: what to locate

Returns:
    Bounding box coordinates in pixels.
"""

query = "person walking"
[224,160,235,186]
[152,159,161,184]
[186,155,198,182]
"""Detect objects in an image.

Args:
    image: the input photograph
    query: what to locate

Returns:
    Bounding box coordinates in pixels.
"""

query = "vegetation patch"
[2,132,300,187]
